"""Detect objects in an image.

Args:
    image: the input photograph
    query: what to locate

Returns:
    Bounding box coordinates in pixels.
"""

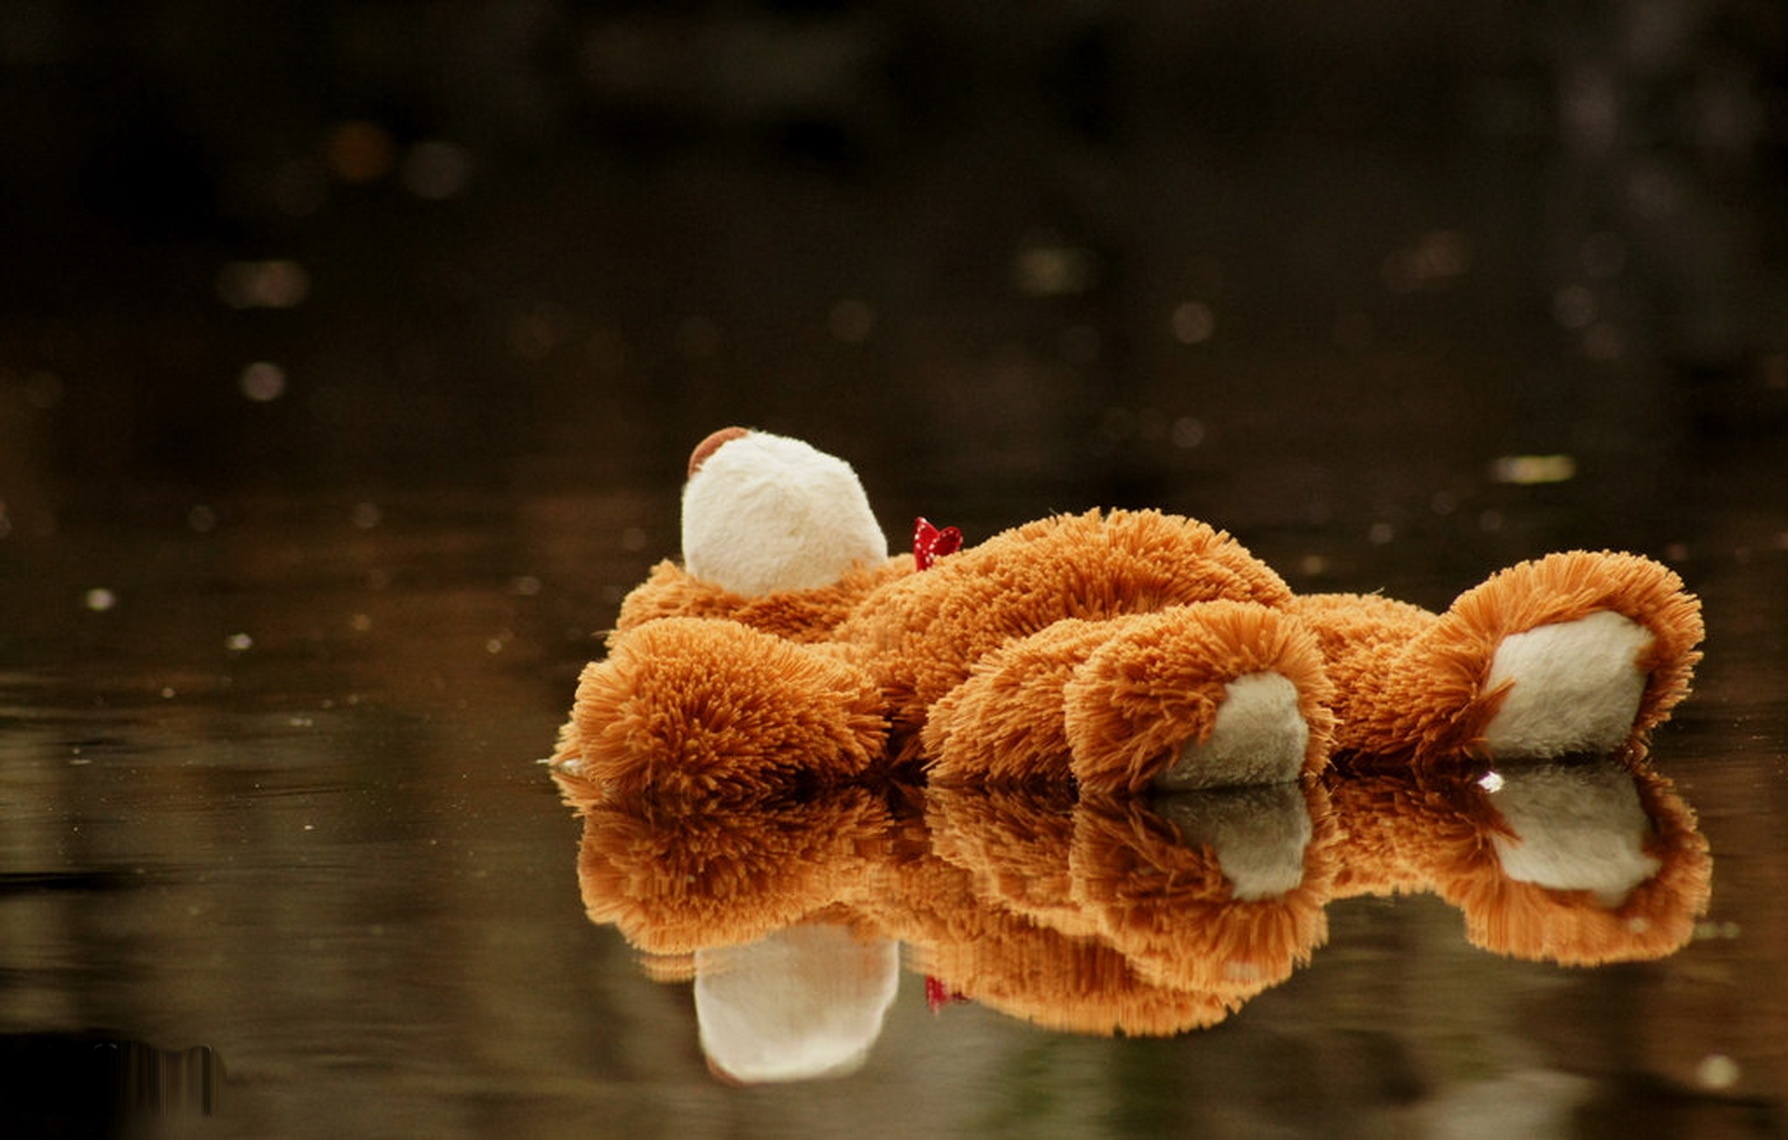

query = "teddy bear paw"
[1154,672,1312,792]
[1480,610,1652,758]
[1063,603,1334,795]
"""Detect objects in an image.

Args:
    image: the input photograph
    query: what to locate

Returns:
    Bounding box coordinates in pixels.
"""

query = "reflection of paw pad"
[1486,762,1662,907]
[1482,611,1651,758]
[1156,672,1310,792]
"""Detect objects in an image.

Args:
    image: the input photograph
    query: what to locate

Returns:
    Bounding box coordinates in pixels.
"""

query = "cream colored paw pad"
[1482,611,1651,757]
[1154,672,1309,791]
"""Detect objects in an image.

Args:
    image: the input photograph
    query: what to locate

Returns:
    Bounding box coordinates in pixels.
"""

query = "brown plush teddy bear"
[551,427,1704,798]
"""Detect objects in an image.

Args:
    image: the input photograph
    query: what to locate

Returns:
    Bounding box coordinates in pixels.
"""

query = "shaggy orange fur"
[1304,551,1704,760]
[838,510,1295,746]
[569,787,892,956]
[855,797,1244,1036]
[564,617,886,800]
[1063,603,1336,794]
[614,558,911,646]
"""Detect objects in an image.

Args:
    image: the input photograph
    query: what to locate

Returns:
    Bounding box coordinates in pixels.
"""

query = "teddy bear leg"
[922,619,1120,786]
[553,617,888,799]
[1063,602,1335,795]
[1314,551,1704,761]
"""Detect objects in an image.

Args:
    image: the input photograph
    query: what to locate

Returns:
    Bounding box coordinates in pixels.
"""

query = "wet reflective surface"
[4,4,1788,1136]
[4,443,1784,1139]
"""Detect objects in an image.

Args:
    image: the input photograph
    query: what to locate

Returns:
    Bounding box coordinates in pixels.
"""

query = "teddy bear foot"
[1152,672,1314,792]
[1481,610,1652,758]
[1322,550,1705,762]
[1064,603,1335,795]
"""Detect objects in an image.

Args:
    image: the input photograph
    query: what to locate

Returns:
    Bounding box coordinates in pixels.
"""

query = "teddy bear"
[550,427,1704,798]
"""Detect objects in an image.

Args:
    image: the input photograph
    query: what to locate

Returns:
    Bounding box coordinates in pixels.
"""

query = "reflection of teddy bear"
[854,797,1244,1037]
[556,753,1710,1080]
[559,774,1338,1051]
[552,428,1703,796]
[1327,747,1711,964]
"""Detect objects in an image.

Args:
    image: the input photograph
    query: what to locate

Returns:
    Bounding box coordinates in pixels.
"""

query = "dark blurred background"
[1,1,1784,550]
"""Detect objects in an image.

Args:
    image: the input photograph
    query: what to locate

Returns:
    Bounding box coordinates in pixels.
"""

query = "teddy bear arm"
[923,619,1121,787]
[1065,602,1336,794]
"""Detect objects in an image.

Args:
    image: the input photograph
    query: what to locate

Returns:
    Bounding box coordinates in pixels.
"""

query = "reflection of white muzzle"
[695,924,901,1084]
[681,430,889,597]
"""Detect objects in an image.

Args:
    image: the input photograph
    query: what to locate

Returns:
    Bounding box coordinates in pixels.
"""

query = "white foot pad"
[1482,611,1651,757]
[1155,672,1309,791]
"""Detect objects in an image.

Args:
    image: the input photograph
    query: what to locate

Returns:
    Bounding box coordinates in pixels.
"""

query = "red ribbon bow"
[912,517,963,571]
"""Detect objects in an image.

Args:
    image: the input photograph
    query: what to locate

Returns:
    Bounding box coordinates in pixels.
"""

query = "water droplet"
[217,260,310,310]
[1491,455,1577,485]
[401,140,471,200]
[1552,285,1596,329]
[1170,416,1206,449]
[1013,232,1098,296]
[325,120,396,183]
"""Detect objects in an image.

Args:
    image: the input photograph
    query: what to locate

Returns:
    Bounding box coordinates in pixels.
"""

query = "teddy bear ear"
[689,426,751,477]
